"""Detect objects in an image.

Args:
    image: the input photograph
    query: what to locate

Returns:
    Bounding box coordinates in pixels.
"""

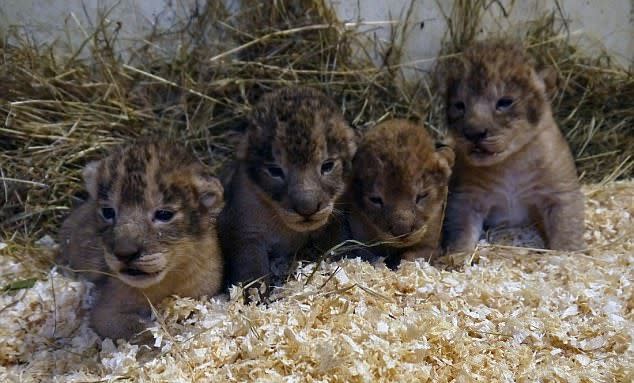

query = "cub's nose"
[292,196,321,219]
[113,241,142,263]
[463,128,488,143]
[389,223,414,237]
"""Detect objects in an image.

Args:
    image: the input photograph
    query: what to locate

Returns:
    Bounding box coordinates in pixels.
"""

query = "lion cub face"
[352,120,453,247]
[84,141,223,289]
[445,41,556,167]
[240,87,356,232]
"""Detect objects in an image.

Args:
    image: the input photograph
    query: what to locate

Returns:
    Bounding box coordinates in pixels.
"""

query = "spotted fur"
[221,86,357,287]
[58,139,224,341]
[445,40,552,131]
[346,119,454,265]
[442,40,584,253]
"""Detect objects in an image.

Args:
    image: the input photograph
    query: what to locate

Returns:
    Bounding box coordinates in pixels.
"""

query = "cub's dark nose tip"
[114,242,142,263]
[293,199,322,219]
[464,129,488,143]
[290,190,324,219]
[389,222,414,237]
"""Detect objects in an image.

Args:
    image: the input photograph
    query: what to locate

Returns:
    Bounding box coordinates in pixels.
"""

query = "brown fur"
[346,119,454,264]
[57,199,108,283]
[58,140,224,340]
[443,40,584,253]
[219,87,356,286]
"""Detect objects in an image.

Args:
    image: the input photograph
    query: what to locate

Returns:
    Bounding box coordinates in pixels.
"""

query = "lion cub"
[57,140,224,340]
[346,119,453,265]
[443,40,584,253]
[219,87,356,286]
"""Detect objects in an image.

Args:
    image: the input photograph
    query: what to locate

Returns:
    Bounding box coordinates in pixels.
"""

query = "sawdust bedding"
[0,181,632,382]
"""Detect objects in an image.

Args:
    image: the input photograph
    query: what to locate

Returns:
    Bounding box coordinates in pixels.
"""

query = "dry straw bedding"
[1,1,633,381]
[0,182,632,382]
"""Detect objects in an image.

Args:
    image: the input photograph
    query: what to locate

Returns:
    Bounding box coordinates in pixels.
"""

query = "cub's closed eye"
[154,210,175,222]
[416,192,429,205]
[101,207,116,221]
[321,159,336,175]
[368,196,384,207]
[496,97,514,111]
[266,165,285,179]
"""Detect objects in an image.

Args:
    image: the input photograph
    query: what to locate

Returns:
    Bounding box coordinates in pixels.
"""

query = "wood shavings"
[0,182,632,382]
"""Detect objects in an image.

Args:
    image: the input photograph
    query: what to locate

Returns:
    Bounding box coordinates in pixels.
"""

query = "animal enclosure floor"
[0,181,632,382]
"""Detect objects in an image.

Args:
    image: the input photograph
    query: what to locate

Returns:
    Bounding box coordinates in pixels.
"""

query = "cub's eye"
[101,207,116,222]
[453,101,466,112]
[416,192,429,205]
[154,209,175,222]
[368,196,384,208]
[320,159,336,175]
[496,97,514,111]
[265,165,285,180]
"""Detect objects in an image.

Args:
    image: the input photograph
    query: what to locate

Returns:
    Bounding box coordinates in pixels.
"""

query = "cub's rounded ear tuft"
[236,135,248,160]
[192,169,224,213]
[433,145,455,180]
[537,66,559,98]
[238,121,265,160]
[435,54,469,97]
[352,147,383,178]
[346,125,358,158]
[82,161,101,200]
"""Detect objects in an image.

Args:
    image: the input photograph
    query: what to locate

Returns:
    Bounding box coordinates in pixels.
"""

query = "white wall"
[0,0,205,55]
[1,0,632,68]
[331,0,633,70]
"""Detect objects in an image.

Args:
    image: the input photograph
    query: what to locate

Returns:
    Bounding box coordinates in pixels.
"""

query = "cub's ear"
[191,167,224,213]
[537,66,559,98]
[237,119,264,160]
[352,146,382,178]
[82,161,101,200]
[433,145,455,180]
[236,132,249,161]
[343,122,358,158]
[434,53,468,98]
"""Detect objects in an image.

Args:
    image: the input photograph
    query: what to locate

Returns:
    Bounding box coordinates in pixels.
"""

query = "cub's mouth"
[278,205,333,232]
[121,267,158,277]
[464,143,510,166]
[379,225,428,248]
[104,251,170,288]
[117,266,167,288]
[470,145,499,157]
[286,214,330,232]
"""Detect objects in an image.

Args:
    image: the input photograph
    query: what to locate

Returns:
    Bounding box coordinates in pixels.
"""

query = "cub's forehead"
[448,41,536,94]
[95,141,194,202]
[248,87,352,165]
[357,121,436,180]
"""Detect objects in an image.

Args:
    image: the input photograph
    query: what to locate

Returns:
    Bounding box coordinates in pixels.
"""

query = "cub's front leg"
[90,279,153,342]
[541,190,585,251]
[225,240,271,287]
[401,245,441,263]
[443,193,488,254]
